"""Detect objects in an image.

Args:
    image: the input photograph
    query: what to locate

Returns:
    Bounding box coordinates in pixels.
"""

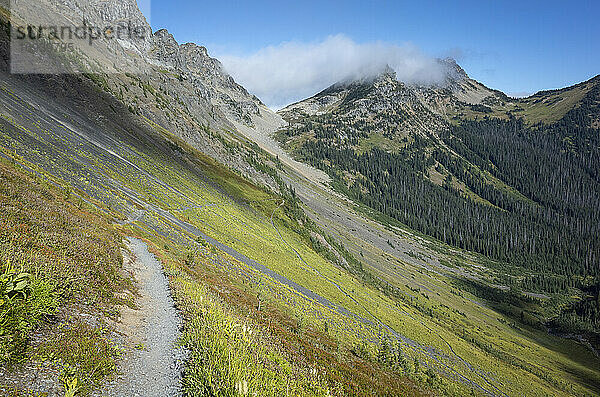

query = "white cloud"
[508,91,534,98]
[216,34,451,109]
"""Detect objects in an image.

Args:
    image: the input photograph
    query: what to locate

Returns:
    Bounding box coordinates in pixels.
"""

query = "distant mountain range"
[280,60,599,132]
[276,64,600,306]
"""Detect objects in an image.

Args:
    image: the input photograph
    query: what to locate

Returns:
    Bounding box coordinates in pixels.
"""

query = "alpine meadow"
[0,1,598,396]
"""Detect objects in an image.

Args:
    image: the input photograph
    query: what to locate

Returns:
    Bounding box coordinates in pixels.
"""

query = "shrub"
[0,263,58,362]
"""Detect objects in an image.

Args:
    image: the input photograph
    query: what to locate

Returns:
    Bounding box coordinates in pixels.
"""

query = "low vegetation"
[0,46,598,395]
[280,81,600,344]
[0,159,132,394]
[128,228,433,396]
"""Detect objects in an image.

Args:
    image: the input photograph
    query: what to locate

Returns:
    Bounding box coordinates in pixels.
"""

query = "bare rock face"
[12,0,267,127]
[7,0,331,190]
[6,0,285,190]
[149,29,261,126]
[53,0,154,50]
[150,29,183,68]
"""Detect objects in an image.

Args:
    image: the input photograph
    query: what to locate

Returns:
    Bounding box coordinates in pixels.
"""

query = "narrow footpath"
[98,238,185,397]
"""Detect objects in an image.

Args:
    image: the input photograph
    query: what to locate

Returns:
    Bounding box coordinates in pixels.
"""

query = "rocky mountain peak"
[438,57,469,81]
[380,64,397,79]
[181,42,210,59]
[13,0,278,138]
[180,42,224,79]
[151,29,182,67]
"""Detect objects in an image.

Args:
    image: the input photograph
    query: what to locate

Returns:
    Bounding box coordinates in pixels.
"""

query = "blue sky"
[148,0,598,107]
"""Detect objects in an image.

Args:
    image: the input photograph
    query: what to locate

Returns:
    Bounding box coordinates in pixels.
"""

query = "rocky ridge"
[6,0,287,189]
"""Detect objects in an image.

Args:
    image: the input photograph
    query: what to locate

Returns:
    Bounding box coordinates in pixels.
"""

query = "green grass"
[83,128,600,396]
[447,79,593,125]
[289,167,600,397]
[0,146,433,395]
[355,132,407,155]
[0,159,132,394]
[129,227,433,397]
[34,321,120,395]
[0,67,599,396]
[175,275,330,396]
[514,85,590,124]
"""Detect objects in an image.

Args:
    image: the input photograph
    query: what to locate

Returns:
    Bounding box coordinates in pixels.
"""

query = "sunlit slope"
[449,75,600,125]
[284,163,600,397]
[0,73,465,393]
[1,68,599,396]
[0,73,471,390]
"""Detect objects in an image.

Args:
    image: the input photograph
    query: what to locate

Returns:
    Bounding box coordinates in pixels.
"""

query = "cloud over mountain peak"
[217,34,453,109]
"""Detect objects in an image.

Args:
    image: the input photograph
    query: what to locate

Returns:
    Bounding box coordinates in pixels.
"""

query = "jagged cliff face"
[6,0,284,188]
[149,29,263,127]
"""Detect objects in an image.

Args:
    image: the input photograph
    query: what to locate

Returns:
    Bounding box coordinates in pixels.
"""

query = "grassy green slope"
[0,21,598,395]
[287,169,600,397]
[448,75,600,125]
[276,74,600,396]
[0,71,437,395]
[0,158,132,395]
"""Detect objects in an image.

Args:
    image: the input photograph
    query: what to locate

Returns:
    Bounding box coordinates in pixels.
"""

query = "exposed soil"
[97,238,186,397]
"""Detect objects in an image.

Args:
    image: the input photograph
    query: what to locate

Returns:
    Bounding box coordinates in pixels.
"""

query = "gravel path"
[98,238,185,397]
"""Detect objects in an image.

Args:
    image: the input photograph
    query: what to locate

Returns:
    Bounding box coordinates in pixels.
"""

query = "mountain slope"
[458,74,600,125]
[277,67,600,341]
[0,1,599,396]
[0,37,432,397]
[5,0,302,190]
[0,3,444,396]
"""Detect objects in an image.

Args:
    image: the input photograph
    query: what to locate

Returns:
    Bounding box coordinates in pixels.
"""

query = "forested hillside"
[1,0,599,394]
[278,73,600,341]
